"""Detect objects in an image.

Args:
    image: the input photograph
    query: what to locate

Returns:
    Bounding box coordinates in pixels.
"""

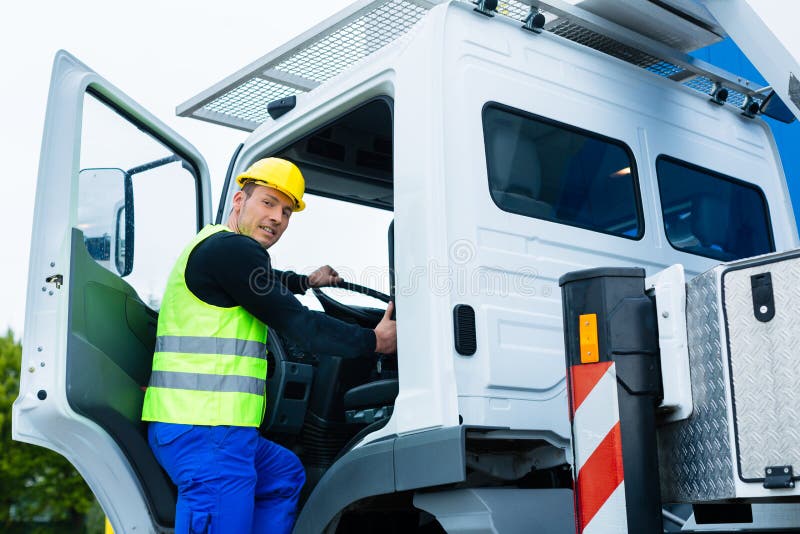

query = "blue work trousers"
[148,422,306,534]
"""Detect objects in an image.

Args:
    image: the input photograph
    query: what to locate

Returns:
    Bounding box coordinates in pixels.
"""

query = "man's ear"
[231,190,245,212]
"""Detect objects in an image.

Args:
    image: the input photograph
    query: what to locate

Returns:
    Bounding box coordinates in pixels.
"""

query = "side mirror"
[77,168,134,276]
[113,184,134,276]
[760,91,797,124]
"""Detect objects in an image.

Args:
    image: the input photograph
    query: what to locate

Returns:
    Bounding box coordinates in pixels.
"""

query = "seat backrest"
[487,120,554,219]
[691,193,731,247]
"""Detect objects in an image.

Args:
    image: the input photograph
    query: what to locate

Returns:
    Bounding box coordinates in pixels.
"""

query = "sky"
[0,0,399,335]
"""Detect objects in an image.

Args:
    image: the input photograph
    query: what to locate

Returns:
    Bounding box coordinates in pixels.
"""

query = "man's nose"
[268,207,282,224]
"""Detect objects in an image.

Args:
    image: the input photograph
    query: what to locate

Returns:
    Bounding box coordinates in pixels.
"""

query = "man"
[141,157,397,534]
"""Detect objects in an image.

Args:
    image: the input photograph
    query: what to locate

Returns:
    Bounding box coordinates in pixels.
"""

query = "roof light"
[740,96,760,119]
[522,8,546,34]
[473,0,498,18]
[267,96,296,120]
[709,82,729,105]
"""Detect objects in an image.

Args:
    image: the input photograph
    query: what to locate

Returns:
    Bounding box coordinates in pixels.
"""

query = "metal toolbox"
[658,250,800,502]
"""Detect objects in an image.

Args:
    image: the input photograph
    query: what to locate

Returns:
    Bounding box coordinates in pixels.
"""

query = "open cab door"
[13,51,212,532]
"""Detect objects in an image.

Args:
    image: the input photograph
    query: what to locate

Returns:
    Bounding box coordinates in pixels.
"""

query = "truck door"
[12,50,212,532]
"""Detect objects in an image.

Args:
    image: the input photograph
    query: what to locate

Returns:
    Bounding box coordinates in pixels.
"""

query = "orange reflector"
[579,313,599,363]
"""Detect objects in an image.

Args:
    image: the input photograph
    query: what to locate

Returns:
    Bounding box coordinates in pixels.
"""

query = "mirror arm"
[126,154,181,177]
[123,171,135,276]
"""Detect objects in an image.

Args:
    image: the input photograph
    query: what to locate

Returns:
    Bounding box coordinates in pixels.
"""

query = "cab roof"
[176,0,761,132]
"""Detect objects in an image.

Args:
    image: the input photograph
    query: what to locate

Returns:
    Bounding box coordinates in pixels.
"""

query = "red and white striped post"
[560,268,663,534]
[570,360,627,532]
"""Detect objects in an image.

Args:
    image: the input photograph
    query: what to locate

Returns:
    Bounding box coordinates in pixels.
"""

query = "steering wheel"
[312,281,391,328]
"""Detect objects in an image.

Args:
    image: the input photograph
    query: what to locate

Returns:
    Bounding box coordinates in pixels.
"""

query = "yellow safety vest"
[141,225,268,427]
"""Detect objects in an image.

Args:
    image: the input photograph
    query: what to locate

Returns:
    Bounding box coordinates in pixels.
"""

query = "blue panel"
[693,39,800,225]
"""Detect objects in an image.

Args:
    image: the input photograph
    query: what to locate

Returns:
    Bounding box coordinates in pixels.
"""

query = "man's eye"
[264,200,272,207]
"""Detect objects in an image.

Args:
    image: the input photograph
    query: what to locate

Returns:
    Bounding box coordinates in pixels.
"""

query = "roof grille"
[495,0,529,20]
[181,0,431,131]
[178,0,762,132]
[274,1,428,84]
[551,19,664,69]
[204,78,300,125]
[545,15,755,109]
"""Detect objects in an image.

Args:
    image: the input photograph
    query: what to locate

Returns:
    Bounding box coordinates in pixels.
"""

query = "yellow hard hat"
[236,157,306,212]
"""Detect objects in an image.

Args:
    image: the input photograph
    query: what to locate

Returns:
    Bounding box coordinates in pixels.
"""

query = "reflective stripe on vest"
[155,336,267,359]
[141,225,269,427]
[149,371,266,395]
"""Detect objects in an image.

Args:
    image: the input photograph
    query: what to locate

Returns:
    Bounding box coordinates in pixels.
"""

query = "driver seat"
[343,379,398,423]
[342,220,398,424]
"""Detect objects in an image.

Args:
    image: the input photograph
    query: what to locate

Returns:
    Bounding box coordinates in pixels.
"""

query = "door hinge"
[764,465,795,489]
[45,274,63,289]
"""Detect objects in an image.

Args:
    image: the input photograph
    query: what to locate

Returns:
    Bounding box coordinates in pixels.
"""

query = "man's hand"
[374,301,397,354]
[307,265,343,288]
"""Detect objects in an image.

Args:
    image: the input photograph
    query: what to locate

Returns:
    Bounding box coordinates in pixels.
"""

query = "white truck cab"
[13,1,799,532]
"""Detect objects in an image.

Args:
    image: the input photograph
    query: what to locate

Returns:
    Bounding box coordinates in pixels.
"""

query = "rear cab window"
[656,156,774,261]
[482,103,644,239]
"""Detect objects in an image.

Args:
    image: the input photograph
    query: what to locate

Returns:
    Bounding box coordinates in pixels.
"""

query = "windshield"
[268,194,393,310]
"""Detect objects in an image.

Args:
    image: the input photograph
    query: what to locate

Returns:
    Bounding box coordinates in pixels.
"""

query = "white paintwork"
[227,2,797,449]
[646,264,693,423]
[13,50,211,534]
[438,2,796,442]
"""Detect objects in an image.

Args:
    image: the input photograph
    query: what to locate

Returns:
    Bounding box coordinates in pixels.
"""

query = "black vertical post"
[559,267,663,534]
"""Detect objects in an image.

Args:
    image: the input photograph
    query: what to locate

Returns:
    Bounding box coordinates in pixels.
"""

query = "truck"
[12,0,800,531]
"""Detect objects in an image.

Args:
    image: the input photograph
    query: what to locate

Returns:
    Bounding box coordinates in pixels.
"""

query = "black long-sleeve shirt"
[184,230,376,358]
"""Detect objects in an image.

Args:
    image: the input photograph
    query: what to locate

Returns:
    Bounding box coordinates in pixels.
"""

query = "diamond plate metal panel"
[723,254,800,481]
[658,267,735,502]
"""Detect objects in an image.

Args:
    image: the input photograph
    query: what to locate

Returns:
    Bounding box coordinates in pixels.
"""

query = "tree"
[0,330,101,533]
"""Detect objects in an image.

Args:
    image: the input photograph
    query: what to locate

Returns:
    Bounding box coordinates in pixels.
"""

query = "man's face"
[232,184,293,249]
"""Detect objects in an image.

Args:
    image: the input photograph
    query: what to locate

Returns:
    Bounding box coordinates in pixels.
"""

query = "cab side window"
[483,103,643,239]
[656,156,774,261]
[78,91,200,308]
